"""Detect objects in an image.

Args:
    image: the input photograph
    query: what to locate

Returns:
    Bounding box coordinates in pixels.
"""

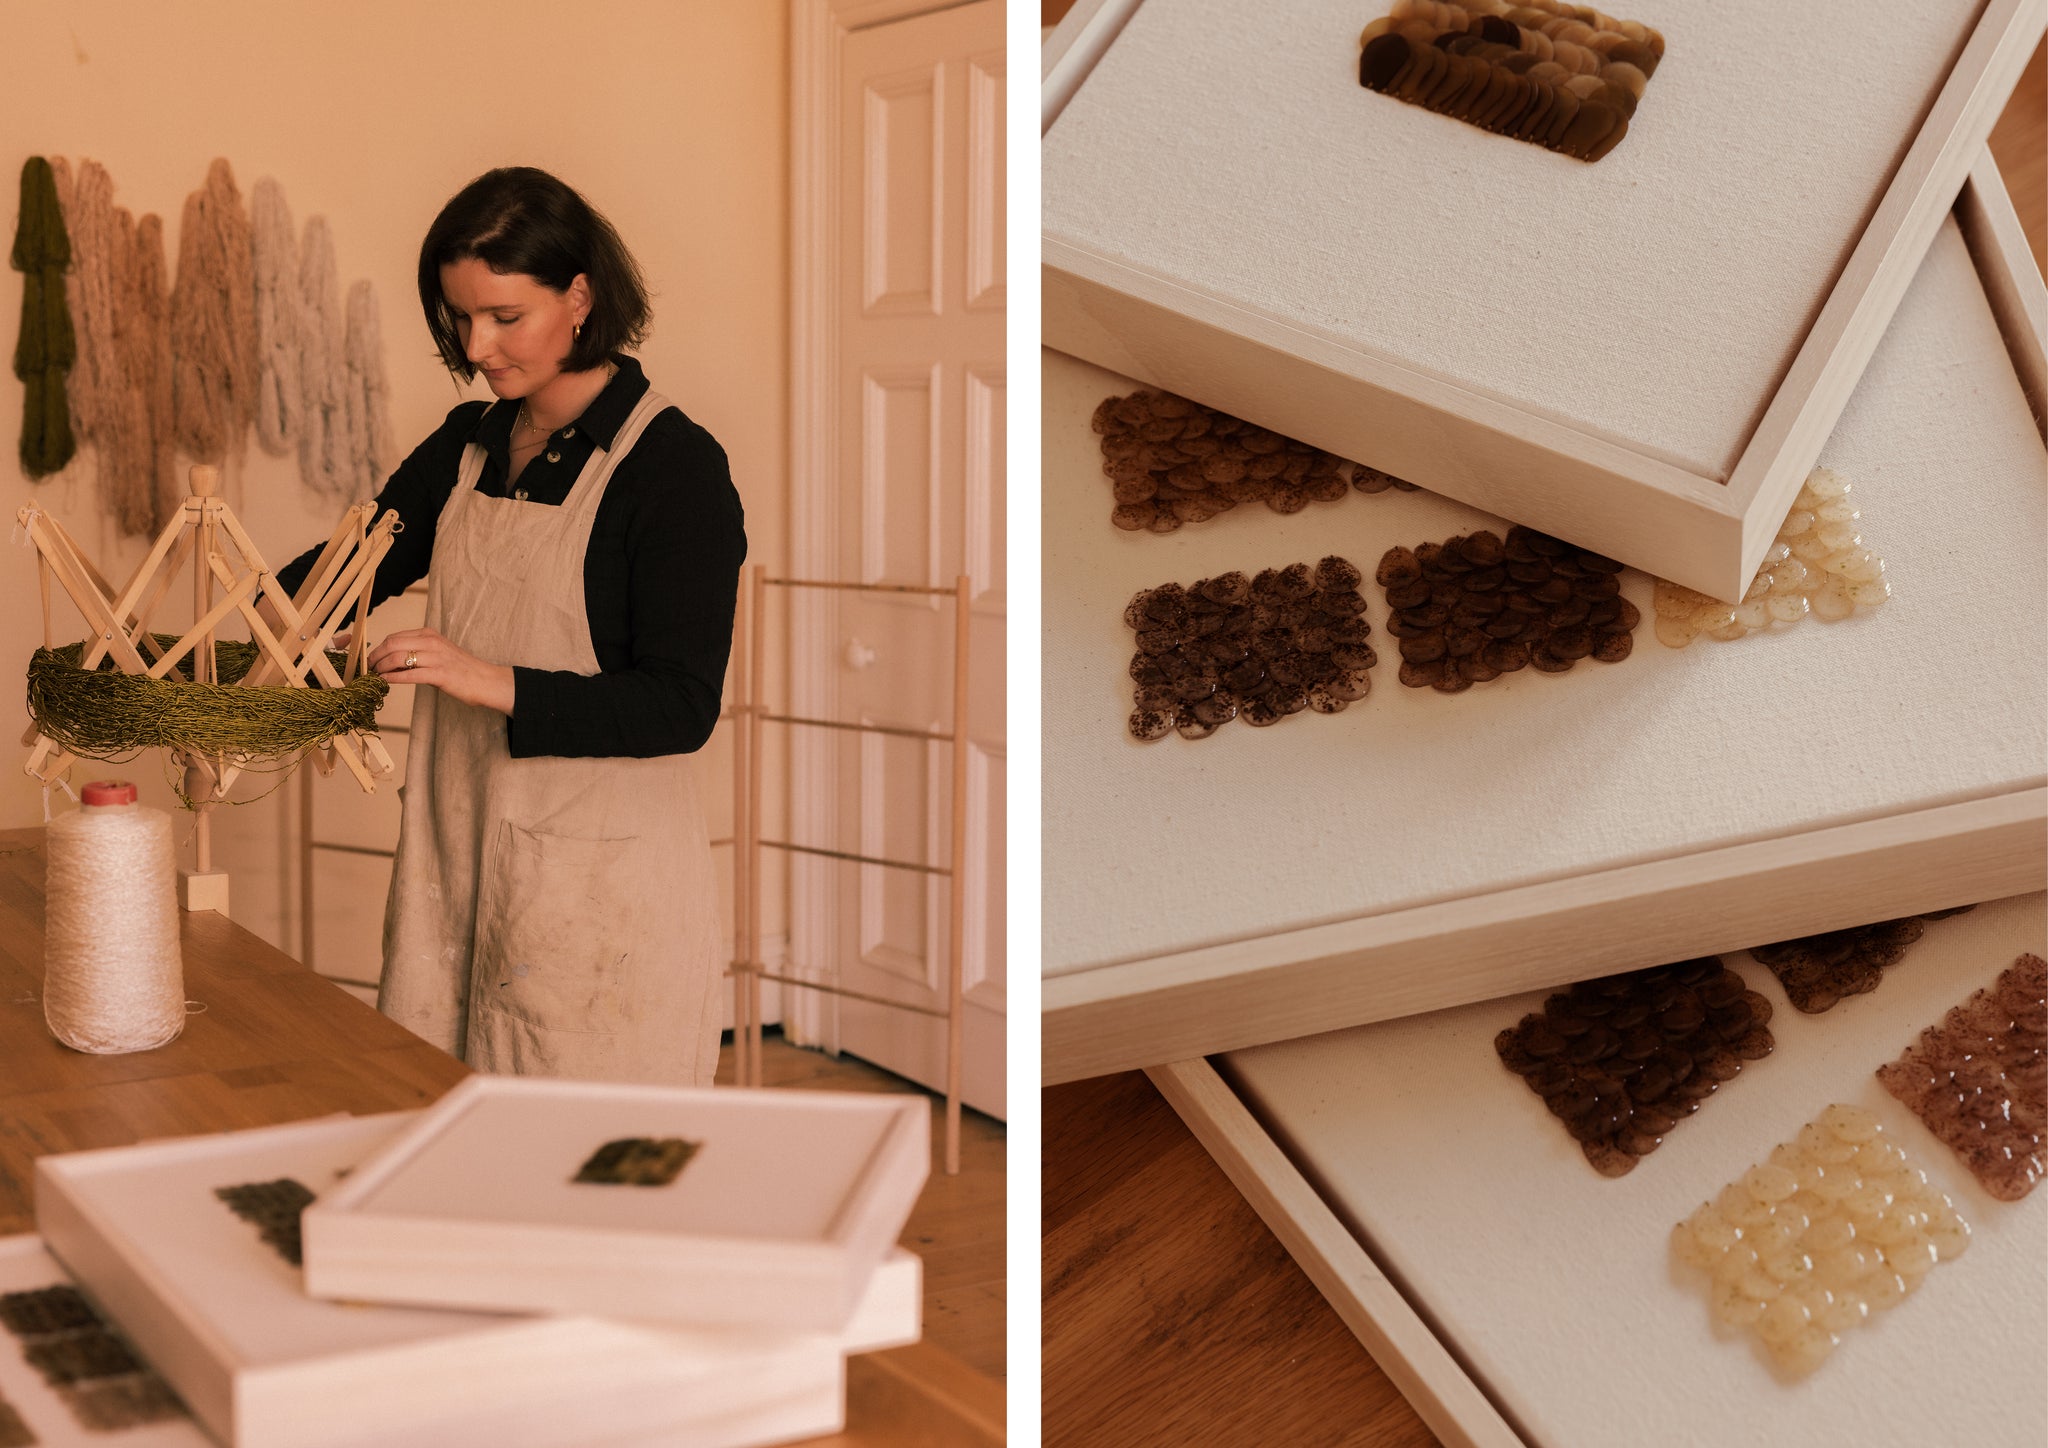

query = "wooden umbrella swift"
[19,463,399,911]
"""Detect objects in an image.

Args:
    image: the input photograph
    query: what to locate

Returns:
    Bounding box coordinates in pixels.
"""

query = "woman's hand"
[369,628,516,715]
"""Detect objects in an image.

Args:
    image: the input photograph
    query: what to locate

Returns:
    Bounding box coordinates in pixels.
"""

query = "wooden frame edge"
[1147,1057,1528,1448]
[1958,147,2048,430]
[1042,0,1141,131]
[1041,237,1748,600]
[1722,0,2048,593]
[1048,788,2044,1084]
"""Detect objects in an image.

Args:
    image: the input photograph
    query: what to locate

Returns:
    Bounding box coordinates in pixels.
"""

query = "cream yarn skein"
[44,780,185,1054]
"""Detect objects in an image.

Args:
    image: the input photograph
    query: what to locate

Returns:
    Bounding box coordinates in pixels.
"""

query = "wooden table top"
[0,825,999,1447]
[0,826,466,1235]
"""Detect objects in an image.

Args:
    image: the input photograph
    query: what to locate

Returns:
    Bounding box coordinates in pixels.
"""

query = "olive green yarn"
[13,157,76,478]
[27,636,387,763]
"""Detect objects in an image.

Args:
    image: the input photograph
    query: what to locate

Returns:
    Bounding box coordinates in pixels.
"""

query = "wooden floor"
[719,1033,1007,1384]
[1037,11,2043,1447]
[1044,1072,1437,1448]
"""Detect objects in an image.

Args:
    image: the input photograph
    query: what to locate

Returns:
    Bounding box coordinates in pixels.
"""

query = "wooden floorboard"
[1988,38,2046,278]
[718,1034,1007,1384]
[1044,1072,1439,1448]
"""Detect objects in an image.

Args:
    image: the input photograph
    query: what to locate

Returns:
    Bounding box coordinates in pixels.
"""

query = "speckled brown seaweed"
[1877,952,2046,1202]
[1125,558,1377,740]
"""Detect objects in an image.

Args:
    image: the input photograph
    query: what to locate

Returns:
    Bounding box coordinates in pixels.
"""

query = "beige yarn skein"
[43,781,185,1054]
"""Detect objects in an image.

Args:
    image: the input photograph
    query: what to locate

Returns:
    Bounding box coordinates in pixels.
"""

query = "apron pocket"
[471,822,641,1035]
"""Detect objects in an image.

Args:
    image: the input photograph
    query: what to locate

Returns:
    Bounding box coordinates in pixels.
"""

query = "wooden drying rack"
[729,565,974,1175]
[20,463,397,910]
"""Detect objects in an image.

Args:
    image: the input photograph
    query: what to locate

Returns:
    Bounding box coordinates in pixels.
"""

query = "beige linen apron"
[378,390,724,1085]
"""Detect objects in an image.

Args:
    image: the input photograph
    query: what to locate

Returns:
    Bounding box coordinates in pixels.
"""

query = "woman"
[277,167,745,1086]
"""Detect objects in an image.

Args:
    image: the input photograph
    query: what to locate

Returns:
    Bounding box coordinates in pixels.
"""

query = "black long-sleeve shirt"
[276,355,746,759]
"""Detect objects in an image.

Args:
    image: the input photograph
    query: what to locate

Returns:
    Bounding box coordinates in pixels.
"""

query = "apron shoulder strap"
[454,400,513,495]
[605,389,673,460]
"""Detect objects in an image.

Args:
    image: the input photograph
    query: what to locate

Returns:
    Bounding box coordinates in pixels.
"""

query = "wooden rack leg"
[747,564,768,1087]
[300,764,316,970]
[729,573,752,1087]
[945,575,969,1176]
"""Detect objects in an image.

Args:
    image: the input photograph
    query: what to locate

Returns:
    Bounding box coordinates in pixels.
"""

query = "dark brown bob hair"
[418,167,649,379]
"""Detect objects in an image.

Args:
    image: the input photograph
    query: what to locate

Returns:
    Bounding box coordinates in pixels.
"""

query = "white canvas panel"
[1223,892,2047,1448]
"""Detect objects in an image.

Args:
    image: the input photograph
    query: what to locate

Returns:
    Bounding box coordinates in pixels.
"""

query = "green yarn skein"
[12,157,77,479]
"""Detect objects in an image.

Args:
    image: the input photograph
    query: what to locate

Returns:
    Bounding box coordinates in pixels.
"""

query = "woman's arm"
[505,415,747,758]
[273,401,488,606]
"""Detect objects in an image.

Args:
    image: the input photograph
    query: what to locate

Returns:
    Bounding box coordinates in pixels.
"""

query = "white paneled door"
[791,0,1004,1118]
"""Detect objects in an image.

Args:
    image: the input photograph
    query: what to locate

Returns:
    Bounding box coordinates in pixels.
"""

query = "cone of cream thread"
[43,780,185,1054]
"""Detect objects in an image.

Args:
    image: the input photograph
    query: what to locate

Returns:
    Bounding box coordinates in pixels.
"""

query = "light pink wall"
[1,1,788,956]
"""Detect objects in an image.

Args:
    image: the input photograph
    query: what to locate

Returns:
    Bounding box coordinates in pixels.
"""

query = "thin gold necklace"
[515,360,616,440]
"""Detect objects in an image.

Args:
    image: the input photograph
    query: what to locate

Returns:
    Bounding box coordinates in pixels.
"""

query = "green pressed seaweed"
[574,1137,701,1186]
[11,157,76,478]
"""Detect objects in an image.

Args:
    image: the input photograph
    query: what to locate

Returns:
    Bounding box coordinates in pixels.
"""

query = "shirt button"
[546,450,561,463]
[513,489,528,502]
[562,427,575,438]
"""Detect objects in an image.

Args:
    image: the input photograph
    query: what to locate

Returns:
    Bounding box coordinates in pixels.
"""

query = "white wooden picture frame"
[1160,891,2047,1448]
[32,1112,919,1448]
[1043,0,2047,601]
[302,1077,930,1332]
[1042,157,2048,1086]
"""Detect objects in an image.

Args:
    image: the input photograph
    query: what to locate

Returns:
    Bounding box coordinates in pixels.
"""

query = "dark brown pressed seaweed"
[1358,1,1664,162]
[1497,956,1774,1177]
[1379,526,1636,692]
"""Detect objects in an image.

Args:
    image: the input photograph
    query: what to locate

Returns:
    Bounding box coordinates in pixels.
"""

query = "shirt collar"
[468,354,650,452]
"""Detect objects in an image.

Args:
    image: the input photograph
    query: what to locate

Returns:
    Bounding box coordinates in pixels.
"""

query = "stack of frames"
[1359,0,1665,162]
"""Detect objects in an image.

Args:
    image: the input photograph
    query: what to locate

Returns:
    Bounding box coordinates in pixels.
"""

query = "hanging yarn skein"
[43,780,185,1055]
[102,204,170,537]
[343,279,394,500]
[297,215,349,497]
[55,160,117,468]
[126,212,179,531]
[59,159,161,538]
[11,157,77,479]
[169,158,256,465]
[251,177,304,458]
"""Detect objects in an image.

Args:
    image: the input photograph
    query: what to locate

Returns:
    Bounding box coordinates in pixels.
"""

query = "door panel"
[807,0,1005,1118]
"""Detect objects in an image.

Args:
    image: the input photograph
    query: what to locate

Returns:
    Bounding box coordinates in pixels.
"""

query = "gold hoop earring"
[573,322,582,343]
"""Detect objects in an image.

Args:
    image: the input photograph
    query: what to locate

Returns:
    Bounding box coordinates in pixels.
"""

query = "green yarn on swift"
[27,636,387,763]
[12,157,77,478]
